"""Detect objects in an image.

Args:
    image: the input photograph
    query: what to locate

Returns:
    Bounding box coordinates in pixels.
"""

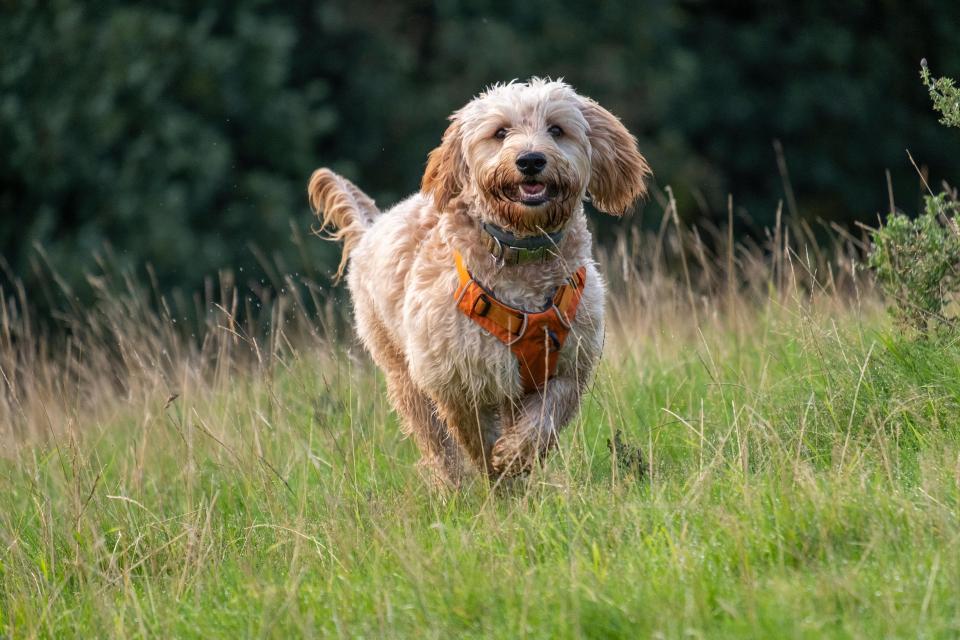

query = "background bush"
[869,192,960,332]
[868,63,960,334]
[3,0,960,306]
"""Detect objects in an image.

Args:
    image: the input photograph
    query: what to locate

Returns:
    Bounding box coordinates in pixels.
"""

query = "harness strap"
[453,250,587,392]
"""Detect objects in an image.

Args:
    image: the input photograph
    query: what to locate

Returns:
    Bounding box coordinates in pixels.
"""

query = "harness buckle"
[473,294,492,317]
[505,313,529,345]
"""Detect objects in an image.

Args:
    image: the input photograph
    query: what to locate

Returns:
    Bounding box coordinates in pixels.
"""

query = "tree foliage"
[3,0,960,305]
[1,0,335,302]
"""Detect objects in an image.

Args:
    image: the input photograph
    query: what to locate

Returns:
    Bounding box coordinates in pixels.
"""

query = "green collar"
[480,222,564,265]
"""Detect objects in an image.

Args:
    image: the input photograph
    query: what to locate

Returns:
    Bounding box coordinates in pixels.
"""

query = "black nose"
[516,152,547,175]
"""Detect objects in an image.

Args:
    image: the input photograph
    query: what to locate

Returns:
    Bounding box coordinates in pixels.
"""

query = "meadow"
[2,208,959,638]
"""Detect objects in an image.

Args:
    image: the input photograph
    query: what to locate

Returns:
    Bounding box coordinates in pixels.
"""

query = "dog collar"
[480,222,564,265]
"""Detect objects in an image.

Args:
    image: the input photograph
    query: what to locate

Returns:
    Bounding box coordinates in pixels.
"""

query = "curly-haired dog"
[308,79,650,487]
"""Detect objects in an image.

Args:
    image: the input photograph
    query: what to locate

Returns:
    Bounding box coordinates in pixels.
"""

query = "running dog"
[308,79,649,487]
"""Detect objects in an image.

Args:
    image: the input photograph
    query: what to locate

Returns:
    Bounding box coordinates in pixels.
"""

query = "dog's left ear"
[579,98,651,216]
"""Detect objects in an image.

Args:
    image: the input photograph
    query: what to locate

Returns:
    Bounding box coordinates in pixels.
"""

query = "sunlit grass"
[2,219,959,638]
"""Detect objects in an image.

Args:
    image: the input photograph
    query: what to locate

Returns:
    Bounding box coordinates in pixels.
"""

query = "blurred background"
[3,0,959,315]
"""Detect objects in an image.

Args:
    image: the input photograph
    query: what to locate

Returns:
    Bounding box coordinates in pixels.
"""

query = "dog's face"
[422,79,650,235]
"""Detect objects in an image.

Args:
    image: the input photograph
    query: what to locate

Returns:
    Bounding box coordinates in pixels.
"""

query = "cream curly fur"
[308,79,650,487]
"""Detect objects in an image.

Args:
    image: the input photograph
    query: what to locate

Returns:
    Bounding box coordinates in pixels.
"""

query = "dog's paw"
[491,430,558,478]
[491,436,531,478]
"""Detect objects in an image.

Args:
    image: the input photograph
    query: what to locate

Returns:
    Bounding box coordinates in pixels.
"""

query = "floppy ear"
[580,98,651,215]
[421,117,467,211]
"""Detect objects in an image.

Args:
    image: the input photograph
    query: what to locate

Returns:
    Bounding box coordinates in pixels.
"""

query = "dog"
[308,79,649,487]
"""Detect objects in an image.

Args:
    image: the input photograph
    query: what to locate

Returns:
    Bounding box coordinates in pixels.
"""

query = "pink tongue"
[520,183,545,196]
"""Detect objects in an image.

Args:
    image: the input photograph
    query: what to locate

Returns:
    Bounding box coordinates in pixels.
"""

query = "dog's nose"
[516,152,547,176]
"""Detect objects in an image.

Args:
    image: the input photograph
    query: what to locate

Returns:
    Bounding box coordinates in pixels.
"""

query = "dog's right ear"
[421,117,466,211]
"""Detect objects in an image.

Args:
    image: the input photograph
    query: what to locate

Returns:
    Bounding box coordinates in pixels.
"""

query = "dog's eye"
[547,125,563,137]
[494,128,508,140]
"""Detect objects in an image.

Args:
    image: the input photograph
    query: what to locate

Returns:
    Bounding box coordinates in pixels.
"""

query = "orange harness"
[453,251,586,393]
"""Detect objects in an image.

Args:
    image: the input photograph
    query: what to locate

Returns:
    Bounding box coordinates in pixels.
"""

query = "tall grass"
[2,197,959,638]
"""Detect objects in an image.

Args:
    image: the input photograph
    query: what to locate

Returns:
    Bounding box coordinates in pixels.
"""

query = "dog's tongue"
[520,183,546,196]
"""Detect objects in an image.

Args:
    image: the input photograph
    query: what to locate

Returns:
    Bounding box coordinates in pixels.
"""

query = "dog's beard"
[477,162,582,235]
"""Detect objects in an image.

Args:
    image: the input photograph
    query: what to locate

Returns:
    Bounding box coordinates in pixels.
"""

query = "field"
[2,221,960,638]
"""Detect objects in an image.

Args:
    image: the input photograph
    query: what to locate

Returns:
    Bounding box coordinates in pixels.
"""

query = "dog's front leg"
[491,376,583,477]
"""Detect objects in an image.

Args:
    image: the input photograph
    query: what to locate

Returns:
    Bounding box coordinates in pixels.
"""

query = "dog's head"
[421,79,650,235]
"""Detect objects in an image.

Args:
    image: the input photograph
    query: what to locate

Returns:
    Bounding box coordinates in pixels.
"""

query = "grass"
[2,214,960,638]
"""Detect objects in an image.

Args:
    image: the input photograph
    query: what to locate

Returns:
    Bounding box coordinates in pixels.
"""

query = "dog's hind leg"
[386,373,465,489]
[356,311,464,488]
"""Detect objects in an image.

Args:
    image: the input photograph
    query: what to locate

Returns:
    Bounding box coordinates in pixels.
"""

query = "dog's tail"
[308,168,380,281]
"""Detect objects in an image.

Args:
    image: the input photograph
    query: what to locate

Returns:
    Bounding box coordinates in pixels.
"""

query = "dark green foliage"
[1,0,336,304]
[4,1,960,308]
[664,4,959,225]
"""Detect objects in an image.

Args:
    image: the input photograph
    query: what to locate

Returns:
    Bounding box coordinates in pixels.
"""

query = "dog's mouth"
[513,180,555,206]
